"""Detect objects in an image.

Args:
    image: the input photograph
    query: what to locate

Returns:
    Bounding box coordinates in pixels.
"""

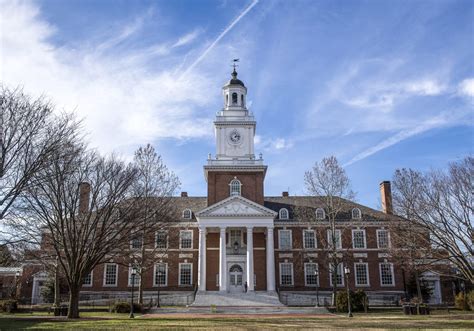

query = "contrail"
[179,0,259,79]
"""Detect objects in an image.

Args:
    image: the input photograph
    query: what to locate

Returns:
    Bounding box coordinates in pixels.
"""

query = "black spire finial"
[231,59,239,78]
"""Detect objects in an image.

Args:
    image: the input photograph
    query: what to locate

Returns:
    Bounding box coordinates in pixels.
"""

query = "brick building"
[24,69,451,306]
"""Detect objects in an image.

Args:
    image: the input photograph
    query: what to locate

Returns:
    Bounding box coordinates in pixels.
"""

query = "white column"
[198,227,207,291]
[219,227,227,292]
[266,226,276,291]
[246,226,254,292]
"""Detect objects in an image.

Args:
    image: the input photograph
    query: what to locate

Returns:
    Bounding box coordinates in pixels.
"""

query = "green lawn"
[0,310,472,330]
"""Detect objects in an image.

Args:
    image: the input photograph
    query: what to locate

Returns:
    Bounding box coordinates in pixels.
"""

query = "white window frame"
[279,208,289,220]
[379,262,395,286]
[128,266,141,287]
[182,209,192,219]
[329,263,345,287]
[103,263,118,287]
[303,229,316,249]
[229,178,242,196]
[279,262,294,286]
[315,208,325,220]
[304,263,319,287]
[352,229,367,249]
[327,229,342,249]
[179,263,193,286]
[83,271,93,287]
[352,208,362,219]
[153,263,168,287]
[376,229,391,249]
[354,262,370,287]
[180,230,193,249]
[155,230,168,249]
[130,236,143,250]
[278,229,292,250]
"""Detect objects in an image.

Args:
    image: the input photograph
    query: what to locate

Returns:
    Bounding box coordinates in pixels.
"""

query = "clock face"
[229,130,242,144]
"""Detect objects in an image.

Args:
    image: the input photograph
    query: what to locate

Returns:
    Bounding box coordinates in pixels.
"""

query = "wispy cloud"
[458,78,474,98]
[172,29,202,48]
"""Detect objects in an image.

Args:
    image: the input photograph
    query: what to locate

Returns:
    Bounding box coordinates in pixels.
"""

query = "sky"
[1,0,473,209]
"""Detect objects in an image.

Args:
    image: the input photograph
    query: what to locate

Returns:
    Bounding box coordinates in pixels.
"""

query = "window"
[279,208,289,220]
[327,229,342,249]
[180,230,193,249]
[352,229,367,249]
[226,94,229,106]
[128,266,140,286]
[83,271,92,287]
[315,208,325,220]
[355,263,369,286]
[103,263,118,286]
[154,263,167,286]
[182,209,192,219]
[278,230,292,250]
[303,230,316,249]
[229,230,241,248]
[232,92,238,105]
[179,263,192,286]
[377,229,390,249]
[229,178,241,196]
[329,263,344,286]
[155,231,168,249]
[130,236,142,250]
[380,262,395,286]
[352,208,362,219]
[279,263,294,286]
[241,94,244,106]
[304,263,319,286]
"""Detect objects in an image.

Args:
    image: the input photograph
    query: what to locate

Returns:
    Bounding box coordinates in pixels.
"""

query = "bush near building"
[455,291,472,311]
[336,290,368,313]
[0,300,18,313]
[109,301,142,314]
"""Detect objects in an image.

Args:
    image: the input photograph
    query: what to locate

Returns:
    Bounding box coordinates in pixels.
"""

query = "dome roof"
[224,69,245,87]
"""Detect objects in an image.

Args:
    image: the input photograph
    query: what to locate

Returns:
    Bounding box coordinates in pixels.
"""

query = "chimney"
[282,191,289,197]
[380,181,393,214]
[181,192,188,197]
[79,182,91,214]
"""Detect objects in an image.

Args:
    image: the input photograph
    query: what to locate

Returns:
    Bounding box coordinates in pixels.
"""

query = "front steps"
[192,291,284,307]
[147,306,331,315]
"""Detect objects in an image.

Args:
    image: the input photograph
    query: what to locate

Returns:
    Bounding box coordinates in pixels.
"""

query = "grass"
[0,310,472,330]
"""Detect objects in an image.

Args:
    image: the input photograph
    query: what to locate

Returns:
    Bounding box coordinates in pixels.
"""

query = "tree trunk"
[67,286,80,319]
[415,271,423,302]
[138,272,144,305]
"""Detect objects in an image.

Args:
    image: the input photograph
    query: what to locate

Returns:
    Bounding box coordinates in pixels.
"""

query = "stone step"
[192,291,284,307]
[147,306,331,315]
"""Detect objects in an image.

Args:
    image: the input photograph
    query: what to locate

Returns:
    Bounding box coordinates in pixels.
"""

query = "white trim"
[103,263,118,287]
[179,230,193,250]
[354,262,370,287]
[376,229,391,249]
[379,262,395,286]
[352,208,362,219]
[229,178,242,196]
[279,208,289,220]
[155,230,168,249]
[304,262,319,287]
[315,208,325,220]
[182,209,192,219]
[352,229,367,249]
[130,236,142,250]
[82,271,93,287]
[303,229,317,249]
[278,229,292,250]
[153,263,168,287]
[279,262,294,286]
[179,262,193,286]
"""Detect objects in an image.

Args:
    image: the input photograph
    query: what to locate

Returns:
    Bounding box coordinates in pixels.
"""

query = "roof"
[224,69,245,87]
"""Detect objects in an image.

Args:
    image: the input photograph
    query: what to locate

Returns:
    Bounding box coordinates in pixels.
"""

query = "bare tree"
[0,87,79,222]
[392,157,473,284]
[128,144,180,305]
[9,142,140,318]
[302,156,355,305]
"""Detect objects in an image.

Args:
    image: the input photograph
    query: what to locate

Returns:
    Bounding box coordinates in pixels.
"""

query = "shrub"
[467,291,474,311]
[110,301,141,314]
[335,290,368,313]
[0,299,18,313]
[455,292,470,311]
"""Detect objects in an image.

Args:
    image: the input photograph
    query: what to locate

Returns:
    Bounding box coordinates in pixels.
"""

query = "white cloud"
[404,79,446,96]
[172,29,202,48]
[458,78,474,97]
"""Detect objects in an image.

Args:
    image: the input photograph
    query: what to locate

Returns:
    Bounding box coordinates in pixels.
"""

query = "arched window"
[230,264,243,273]
[279,208,289,220]
[241,94,244,106]
[352,208,361,219]
[232,92,238,105]
[226,94,229,106]
[315,208,325,220]
[182,209,192,219]
[229,178,241,196]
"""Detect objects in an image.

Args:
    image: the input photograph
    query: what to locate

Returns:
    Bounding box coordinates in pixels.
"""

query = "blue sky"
[1,0,473,208]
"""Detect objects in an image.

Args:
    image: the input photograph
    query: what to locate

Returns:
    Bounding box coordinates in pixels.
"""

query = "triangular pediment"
[196,195,277,218]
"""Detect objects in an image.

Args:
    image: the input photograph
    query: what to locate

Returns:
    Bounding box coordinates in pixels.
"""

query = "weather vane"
[232,58,239,71]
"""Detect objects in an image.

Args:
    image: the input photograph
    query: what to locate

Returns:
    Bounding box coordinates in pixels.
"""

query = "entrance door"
[229,264,244,292]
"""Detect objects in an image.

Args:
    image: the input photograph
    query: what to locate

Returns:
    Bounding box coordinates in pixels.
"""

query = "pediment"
[196,196,277,218]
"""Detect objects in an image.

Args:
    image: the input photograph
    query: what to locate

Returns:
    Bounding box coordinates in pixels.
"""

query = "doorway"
[229,264,244,292]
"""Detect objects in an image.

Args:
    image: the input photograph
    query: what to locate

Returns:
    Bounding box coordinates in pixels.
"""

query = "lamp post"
[314,270,320,307]
[344,266,353,318]
[14,270,20,299]
[130,267,137,319]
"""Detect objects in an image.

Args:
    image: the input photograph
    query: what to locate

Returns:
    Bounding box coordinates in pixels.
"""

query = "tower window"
[241,94,244,106]
[229,178,241,196]
[226,94,229,106]
[232,92,238,105]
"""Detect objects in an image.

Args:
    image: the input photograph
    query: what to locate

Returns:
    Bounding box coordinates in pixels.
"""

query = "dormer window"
[229,178,241,196]
[279,208,289,220]
[182,209,192,219]
[352,208,362,219]
[315,208,325,220]
[232,92,238,105]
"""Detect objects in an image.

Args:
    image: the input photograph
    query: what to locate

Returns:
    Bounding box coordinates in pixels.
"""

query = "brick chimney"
[79,182,91,214]
[181,192,188,197]
[380,181,393,214]
[282,191,289,197]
